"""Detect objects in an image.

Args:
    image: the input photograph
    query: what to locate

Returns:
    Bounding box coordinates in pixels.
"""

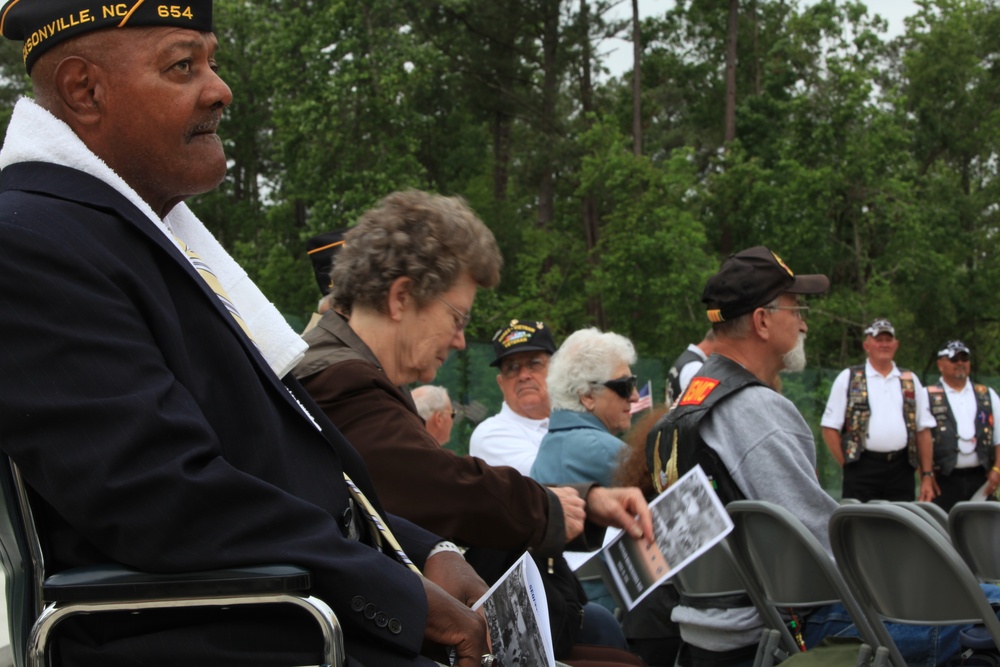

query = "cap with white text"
[0,0,214,74]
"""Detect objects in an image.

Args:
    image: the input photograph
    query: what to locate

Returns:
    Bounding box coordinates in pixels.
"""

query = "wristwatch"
[921,470,935,478]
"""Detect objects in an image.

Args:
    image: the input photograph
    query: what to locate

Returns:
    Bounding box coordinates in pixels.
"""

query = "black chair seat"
[43,564,312,603]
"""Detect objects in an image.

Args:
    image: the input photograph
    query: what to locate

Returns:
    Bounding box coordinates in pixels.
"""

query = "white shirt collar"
[499,402,549,431]
[866,358,900,379]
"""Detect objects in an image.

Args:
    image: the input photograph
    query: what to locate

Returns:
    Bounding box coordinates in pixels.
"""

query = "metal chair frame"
[727,501,885,667]
[0,458,344,667]
[830,503,1000,667]
[948,501,1000,582]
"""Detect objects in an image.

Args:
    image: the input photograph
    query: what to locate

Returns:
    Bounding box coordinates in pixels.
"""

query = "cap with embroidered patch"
[489,320,556,367]
[864,318,895,338]
[937,340,970,359]
[1,0,215,74]
[702,246,829,323]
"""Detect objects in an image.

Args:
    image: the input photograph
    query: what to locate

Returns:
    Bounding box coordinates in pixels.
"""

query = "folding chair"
[670,537,790,667]
[830,503,1000,667]
[727,501,884,667]
[948,501,1000,582]
[914,502,950,533]
[0,455,344,667]
[891,502,949,539]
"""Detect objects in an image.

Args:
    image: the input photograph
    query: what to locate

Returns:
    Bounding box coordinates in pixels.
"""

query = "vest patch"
[679,377,720,406]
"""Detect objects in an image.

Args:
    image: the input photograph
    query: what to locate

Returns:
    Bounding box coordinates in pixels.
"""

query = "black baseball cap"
[702,246,829,322]
[937,340,970,359]
[1,0,215,74]
[489,320,556,367]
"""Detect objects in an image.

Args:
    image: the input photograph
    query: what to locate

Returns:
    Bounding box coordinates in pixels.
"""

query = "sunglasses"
[600,375,638,399]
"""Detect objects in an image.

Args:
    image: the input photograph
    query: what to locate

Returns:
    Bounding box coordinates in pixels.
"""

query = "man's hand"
[421,577,489,667]
[423,550,488,608]
[988,466,1000,497]
[550,485,586,542]
[917,474,940,502]
[584,486,653,541]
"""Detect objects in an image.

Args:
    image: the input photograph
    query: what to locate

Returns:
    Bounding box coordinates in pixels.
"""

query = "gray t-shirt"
[672,384,838,651]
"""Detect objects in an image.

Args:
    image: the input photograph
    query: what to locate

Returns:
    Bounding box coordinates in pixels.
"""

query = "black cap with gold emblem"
[489,319,556,367]
[1,0,215,74]
[702,245,829,323]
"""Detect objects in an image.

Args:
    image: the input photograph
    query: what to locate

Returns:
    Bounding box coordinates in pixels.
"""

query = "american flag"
[630,380,653,414]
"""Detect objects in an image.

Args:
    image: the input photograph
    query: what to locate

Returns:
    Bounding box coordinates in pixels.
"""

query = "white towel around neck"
[0,98,307,378]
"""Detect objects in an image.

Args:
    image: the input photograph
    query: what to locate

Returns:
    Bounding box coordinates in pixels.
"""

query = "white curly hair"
[547,328,636,412]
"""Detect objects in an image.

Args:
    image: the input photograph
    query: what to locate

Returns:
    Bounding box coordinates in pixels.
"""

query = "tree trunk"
[724,0,738,143]
[492,112,511,201]
[537,0,560,229]
[631,0,642,156]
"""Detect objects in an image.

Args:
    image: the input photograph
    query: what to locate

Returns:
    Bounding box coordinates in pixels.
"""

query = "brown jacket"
[294,312,583,555]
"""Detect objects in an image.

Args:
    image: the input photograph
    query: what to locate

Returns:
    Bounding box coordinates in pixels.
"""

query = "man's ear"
[53,56,103,125]
[386,276,414,322]
[751,307,771,341]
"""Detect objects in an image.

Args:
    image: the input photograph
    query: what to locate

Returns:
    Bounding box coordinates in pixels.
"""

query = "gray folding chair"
[0,455,344,667]
[727,501,884,667]
[948,501,1000,582]
[887,502,950,540]
[670,537,790,667]
[830,503,1000,667]
[914,502,950,533]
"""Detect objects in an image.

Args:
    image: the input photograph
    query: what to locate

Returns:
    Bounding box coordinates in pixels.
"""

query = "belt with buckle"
[862,449,907,462]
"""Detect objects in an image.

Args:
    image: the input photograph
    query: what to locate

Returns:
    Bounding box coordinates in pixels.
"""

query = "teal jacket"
[530,410,625,487]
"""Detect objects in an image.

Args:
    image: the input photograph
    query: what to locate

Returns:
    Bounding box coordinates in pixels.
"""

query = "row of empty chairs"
[672,500,1000,667]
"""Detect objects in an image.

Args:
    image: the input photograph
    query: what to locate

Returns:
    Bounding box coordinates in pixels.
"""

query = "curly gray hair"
[331,190,502,314]
[547,328,637,412]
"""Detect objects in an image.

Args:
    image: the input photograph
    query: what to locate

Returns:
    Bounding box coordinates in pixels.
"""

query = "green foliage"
[6,0,1000,382]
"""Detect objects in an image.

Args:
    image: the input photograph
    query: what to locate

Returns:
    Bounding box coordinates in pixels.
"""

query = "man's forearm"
[821,427,845,466]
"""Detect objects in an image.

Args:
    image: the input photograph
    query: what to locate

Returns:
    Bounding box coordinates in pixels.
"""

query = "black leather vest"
[646,354,763,505]
[927,381,994,475]
[666,347,704,406]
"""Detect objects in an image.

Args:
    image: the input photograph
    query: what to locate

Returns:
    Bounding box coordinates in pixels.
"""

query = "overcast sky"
[601,0,920,78]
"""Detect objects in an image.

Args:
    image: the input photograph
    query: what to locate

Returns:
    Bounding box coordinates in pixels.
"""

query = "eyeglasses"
[594,375,637,399]
[449,410,457,419]
[500,355,548,379]
[437,297,472,332]
[765,305,809,321]
[946,354,970,363]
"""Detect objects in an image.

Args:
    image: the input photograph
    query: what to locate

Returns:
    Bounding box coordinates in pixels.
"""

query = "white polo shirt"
[821,360,936,452]
[931,380,1000,468]
[469,402,548,475]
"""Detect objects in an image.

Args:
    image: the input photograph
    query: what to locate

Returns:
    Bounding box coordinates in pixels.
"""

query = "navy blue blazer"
[0,162,439,666]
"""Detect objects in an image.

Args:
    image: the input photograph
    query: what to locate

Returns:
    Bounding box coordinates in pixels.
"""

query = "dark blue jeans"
[802,584,1000,667]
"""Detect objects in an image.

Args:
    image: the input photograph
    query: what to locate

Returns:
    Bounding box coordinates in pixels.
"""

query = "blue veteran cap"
[1,0,215,74]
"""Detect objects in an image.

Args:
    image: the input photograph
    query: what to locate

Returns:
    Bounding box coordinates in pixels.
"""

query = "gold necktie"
[342,474,420,574]
[174,236,257,345]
